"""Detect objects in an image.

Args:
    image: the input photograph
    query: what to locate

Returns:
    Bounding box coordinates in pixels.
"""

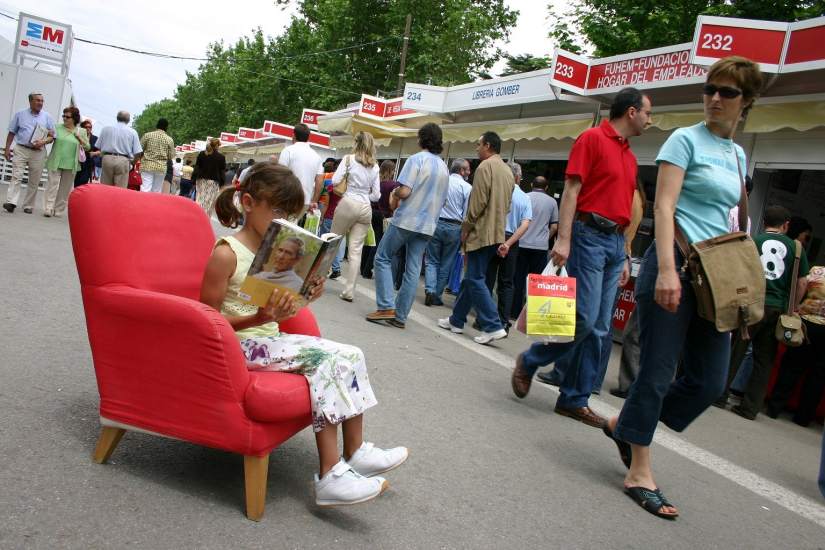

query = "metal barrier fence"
[0,149,49,190]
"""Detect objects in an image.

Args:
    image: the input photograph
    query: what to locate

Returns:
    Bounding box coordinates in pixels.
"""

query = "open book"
[238,218,344,308]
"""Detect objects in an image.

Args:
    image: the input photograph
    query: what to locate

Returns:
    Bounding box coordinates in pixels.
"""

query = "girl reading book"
[200,161,408,507]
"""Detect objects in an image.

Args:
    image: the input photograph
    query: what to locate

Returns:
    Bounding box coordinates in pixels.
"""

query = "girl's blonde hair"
[205,137,222,155]
[214,162,304,228]
[353,131,376,167]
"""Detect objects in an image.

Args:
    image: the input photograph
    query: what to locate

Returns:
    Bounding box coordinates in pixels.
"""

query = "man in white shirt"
[96,111,142,188]
[278,123,323,212]
[424,158,472,306]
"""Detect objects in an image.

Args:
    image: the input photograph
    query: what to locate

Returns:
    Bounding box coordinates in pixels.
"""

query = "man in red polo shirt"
[510,88,652,428]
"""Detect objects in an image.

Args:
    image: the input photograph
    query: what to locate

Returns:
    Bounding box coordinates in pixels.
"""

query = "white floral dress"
[218,236,377,432]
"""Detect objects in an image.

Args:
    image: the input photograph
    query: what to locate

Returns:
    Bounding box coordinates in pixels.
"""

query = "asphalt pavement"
[1,195,824,549]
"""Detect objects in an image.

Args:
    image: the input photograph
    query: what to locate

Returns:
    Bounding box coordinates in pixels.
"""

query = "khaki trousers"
[100,155,130,188]
[6,145,47,208]
[44,169,75,215]
[331,196,372,300]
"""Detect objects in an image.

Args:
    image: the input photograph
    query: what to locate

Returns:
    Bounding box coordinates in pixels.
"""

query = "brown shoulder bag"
[674,153,765,334]
[775,240,806,347]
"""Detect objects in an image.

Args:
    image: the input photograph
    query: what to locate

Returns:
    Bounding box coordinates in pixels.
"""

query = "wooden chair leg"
[244,454,270,521]
[92,426,125,464]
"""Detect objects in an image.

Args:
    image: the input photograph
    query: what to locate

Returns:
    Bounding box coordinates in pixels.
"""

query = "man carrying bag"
[721,205,809,420]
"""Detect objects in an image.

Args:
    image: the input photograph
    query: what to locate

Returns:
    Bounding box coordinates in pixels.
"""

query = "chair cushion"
[244,371,312,423]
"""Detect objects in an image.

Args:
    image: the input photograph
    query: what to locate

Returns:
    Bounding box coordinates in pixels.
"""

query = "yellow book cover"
[238,219,343,307]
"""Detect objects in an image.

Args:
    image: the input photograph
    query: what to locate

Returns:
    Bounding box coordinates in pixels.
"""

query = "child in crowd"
[199,161,407,507]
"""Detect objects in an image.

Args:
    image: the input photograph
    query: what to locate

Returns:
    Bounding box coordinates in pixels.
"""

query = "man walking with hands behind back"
[437,131,514,345]
[3,92,55,214]
[510,88,651,428]
[96,111,142,188]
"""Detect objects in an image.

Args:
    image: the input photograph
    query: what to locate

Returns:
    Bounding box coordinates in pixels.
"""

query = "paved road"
[1,202,824,549]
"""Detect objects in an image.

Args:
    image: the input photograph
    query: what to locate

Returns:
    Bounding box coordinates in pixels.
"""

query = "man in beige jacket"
[438,131,513,345]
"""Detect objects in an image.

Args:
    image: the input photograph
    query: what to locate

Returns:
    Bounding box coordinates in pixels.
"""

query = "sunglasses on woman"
[702,84,742,99]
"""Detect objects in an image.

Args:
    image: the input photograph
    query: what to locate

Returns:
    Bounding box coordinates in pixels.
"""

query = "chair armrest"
[80,284,252,446]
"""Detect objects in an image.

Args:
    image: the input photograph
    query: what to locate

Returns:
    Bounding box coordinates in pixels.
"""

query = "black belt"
[17,143,38,150]
[576,212,626,235]
[439,217,462,225]
[103,152,130,158]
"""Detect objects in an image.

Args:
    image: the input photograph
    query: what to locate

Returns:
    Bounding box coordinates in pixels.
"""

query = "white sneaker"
[437,317,463,334]
[314,459,388,507]
[473,328,508,345]
[347,441,409,477]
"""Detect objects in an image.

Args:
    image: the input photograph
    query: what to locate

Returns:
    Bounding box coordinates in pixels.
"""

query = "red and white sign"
[691,16,789,72]
[179,144,194,151]
[612,279,637,332]
[237,127,266,140]
[262,120,331,148]
[586,43,706,93]
[550,49,590,94]
[300,108,330,129]
[359,94,418,120]
[220,132,241,143]
[782,16,825,72]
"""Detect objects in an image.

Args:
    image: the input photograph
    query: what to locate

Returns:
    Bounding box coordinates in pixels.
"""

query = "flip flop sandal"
[624,486,679,520]
[602,425,632,469]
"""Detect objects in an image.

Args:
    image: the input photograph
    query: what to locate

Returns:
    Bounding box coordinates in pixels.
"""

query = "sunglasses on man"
[702,84,742,99]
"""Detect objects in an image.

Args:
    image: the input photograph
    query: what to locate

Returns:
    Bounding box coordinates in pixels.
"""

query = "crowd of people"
[3,55,824,514]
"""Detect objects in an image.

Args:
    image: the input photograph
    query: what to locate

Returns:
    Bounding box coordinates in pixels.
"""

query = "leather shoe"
[553,405,607,428]
[511,353,533,399]
[2,202,14,213]
[424,292,434,307]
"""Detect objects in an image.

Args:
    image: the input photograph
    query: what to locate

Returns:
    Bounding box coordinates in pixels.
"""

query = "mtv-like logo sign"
[25,21,64,44]
[15,13,71,66]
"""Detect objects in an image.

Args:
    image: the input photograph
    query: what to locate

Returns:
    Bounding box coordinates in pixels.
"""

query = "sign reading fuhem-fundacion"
[586,45,707,93]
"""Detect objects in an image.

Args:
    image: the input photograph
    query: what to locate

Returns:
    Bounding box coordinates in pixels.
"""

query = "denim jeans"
[485,235,519,329]
[819,431,825,499]
[424,220,463,298]
[450,245,503,332]
[321,217,346,273]
[614,242,731,446]
[374,224,430,323]
[520,221,626,408]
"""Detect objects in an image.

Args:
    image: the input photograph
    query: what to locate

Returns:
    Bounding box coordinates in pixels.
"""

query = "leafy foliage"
[134,0,518,143]
[499,54,551,76]
[549,0,825,57]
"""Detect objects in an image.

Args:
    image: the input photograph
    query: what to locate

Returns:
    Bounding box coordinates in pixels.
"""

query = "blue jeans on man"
[424,219,463,301]
[374,224,430,324]
[450,245,504,332]
[520,221,626,409]
[321,217,345,274]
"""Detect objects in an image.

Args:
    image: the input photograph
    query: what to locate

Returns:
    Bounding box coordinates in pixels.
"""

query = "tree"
[549,0,825,57]
[498,54,551,76]
[134,0,519,144]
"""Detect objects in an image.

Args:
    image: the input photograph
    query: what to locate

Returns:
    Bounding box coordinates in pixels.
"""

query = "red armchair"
[68,185,319,520]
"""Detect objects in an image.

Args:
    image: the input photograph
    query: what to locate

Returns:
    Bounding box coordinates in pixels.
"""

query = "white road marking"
[342,280,825,528]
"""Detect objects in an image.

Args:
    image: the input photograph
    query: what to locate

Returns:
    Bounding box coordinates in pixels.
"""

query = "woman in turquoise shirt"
[44,106,89,217]
[603,57,764,519]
